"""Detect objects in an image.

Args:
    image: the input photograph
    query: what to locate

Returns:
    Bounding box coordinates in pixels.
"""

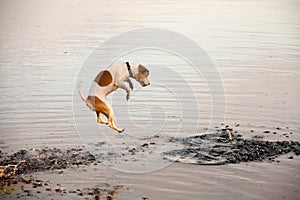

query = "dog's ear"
[138,64,149,75]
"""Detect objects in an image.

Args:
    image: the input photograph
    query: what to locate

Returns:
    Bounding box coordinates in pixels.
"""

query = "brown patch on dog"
[94,70,113,87]
[86,96,110,118]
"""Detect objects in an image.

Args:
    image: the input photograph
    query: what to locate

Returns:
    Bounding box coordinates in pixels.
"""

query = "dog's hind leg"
[96,111,108,125]
[100,100,125,133]
[108,112,125,133]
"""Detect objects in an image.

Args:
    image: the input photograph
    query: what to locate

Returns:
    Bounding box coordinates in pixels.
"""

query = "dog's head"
[135,64,150,87]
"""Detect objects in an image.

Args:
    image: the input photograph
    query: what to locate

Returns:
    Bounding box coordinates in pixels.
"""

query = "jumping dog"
[78,62,150,133]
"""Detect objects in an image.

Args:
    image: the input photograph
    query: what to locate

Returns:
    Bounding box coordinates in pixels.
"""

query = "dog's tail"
[77,82,87,103]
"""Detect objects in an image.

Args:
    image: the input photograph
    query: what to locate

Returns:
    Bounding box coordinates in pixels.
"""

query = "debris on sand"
[164,128,300,165]
[0,147,123,199]
[0,148,96,176]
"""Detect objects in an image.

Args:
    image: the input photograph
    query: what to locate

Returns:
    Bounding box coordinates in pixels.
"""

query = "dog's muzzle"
[141,82,150,87]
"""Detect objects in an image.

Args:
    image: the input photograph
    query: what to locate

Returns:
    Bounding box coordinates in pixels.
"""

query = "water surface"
[0,0,299,199]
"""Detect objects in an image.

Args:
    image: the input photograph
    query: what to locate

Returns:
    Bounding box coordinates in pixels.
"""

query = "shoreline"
[1,126,299,199]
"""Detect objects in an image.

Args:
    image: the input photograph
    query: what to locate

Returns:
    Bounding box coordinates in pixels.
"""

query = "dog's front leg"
[126,79,134,90]
[116,82,131,101]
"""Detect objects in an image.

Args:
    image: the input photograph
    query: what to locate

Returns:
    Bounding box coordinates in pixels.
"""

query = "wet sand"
[1,126,300,199]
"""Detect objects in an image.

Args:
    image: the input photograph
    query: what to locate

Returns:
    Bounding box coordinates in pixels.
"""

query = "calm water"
[0,0,300,199]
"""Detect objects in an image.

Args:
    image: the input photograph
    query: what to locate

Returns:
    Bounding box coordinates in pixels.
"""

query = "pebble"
[141,143,149,148]
[253,135,264,139]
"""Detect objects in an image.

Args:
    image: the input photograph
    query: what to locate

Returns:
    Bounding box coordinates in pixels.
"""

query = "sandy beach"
[1,0,300,199]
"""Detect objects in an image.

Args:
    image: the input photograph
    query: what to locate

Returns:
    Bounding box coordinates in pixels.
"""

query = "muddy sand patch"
[164,128,300,165]
[0,147,124,199]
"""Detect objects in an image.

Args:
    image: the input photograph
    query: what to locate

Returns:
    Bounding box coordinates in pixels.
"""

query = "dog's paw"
[118,128,125,133]
[126,93,130,101]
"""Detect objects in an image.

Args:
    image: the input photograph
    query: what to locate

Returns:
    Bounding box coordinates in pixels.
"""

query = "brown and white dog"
[78,62,150,133]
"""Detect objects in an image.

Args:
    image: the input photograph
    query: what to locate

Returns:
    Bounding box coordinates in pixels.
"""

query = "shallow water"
[1,0,300,199]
